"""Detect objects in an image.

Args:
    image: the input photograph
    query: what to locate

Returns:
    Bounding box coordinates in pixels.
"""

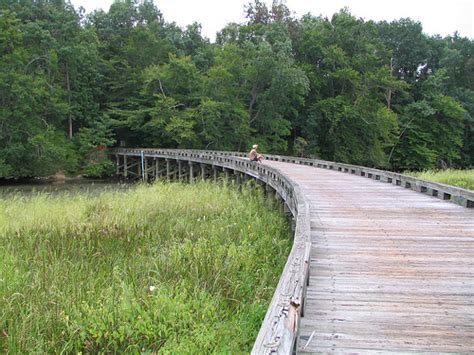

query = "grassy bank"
[0,182,290,353]
[404,169,474,190]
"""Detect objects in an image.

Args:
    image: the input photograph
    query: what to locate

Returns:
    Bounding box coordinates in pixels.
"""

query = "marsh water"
[0,179,131,197]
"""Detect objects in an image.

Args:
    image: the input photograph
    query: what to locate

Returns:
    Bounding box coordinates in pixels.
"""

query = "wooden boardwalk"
[264,161,474,354]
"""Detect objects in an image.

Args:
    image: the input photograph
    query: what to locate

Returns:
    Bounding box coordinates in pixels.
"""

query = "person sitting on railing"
[248,144,264,162]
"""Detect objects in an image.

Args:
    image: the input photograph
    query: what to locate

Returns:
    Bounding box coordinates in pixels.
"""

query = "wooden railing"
[210,150,473,209]
[111,148,473,355]
[260,153,474,209]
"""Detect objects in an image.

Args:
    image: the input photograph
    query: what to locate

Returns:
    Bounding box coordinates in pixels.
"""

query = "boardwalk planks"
[263,161,474,354]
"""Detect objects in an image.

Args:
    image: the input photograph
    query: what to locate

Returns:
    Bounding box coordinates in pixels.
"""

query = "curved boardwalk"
[264,161,474,354]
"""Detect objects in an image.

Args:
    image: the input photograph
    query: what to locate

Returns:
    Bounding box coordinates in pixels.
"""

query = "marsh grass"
[404,169,474,190]
[0,181,290,353]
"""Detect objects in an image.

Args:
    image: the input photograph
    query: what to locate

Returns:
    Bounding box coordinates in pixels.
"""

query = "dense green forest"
[1,0,473,178]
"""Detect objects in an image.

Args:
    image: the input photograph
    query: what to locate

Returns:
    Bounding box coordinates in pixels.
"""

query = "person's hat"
[252,144,258,149]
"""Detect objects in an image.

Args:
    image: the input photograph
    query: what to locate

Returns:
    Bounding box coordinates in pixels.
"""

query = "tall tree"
[390,70,466,169]
[293,11,403,166]
[0,8,77,177]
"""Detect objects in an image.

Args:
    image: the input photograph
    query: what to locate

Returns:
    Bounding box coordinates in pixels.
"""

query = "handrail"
[113,148,473,208]
[111,148,312,354]
[260,153,474,208]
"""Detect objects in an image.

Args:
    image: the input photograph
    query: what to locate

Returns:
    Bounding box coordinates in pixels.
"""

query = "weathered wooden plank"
[259,161,474,354]
[298,332,472,353]
[305,292,474,306]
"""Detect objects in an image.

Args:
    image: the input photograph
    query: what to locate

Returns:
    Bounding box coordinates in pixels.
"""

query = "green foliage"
[83,156,115,178]
[241,23,310,152]
[76,121,116,157]
[293,11,404,167]
[390,70,466,169]
[0,158,13,177]
[377,18,431,84]
[293,136,308,157]
[1,0,473,178]
[0,182,290,353]
[75,120,116,177]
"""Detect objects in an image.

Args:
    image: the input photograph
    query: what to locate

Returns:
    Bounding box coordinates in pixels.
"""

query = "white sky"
[72,0,474,41]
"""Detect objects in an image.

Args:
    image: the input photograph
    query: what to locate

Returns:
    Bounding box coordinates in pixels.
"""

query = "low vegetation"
[405,169,474,190]
[0,182,290,353]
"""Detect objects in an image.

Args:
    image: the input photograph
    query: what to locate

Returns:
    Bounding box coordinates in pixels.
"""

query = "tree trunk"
[248,85,258,124]
[385,57,394,109]
[66,62,73,139]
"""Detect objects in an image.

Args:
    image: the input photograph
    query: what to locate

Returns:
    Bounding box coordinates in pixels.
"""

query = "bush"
[83,157,115,178]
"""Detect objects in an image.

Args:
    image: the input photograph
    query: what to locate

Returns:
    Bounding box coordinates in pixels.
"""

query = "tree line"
[1,0,473,178]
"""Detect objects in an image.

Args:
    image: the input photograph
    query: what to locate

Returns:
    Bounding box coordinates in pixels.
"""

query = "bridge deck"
[264,161,474,353]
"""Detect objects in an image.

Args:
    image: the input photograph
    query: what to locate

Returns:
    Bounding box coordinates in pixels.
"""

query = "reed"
[404,169,474,190]
[0,181,290,353]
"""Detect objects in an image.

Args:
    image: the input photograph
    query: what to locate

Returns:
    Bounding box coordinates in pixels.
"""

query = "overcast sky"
[71,0,474,41]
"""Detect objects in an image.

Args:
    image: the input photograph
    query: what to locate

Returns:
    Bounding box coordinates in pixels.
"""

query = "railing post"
[166,158,170,182]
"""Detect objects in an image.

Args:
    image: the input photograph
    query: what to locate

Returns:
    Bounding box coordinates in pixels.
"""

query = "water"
[0,179,131,198]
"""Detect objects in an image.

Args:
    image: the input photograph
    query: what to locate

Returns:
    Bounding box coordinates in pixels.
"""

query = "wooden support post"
[284,204,295,238]
[166,159,170,182]
[278,194,285,213]
[138,156,142,179]
[155,158,159,180]
[178,160,182,182]
[265,183,273,195]
[116,155,120,175]
[223,168,229,181]
[201,164,206,181]
[189,162,194,183]
[144,157,148,182]
[124,155,128,178]
[290,217,296,238]
[236,171,241,185]
[213,166,217,181]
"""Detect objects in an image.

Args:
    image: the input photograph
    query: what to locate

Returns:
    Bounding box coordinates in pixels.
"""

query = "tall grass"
[404,169,474,190]
[0,181,290,353]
